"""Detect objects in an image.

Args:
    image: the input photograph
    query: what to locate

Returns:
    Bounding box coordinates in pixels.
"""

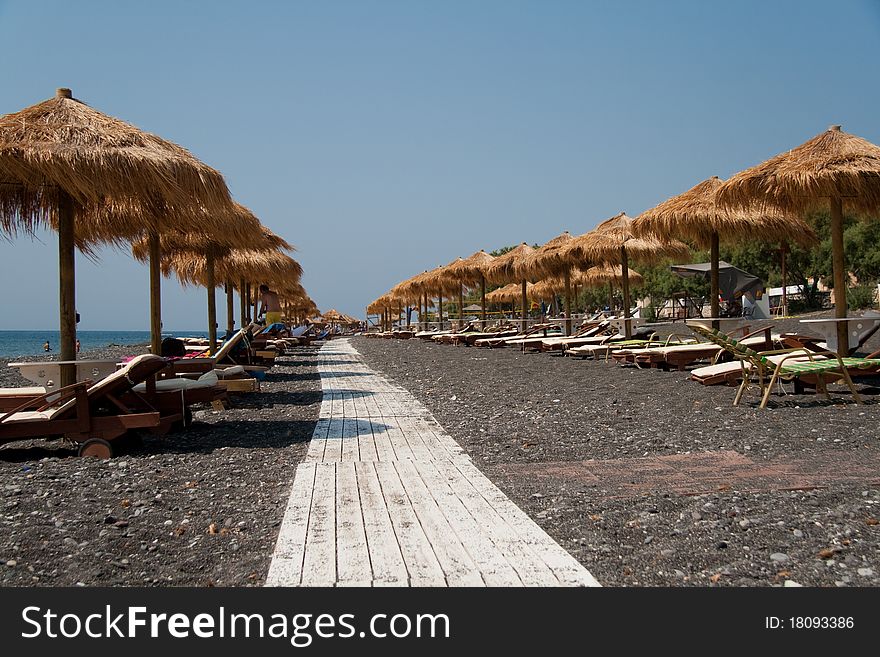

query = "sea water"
[0,330,207,358]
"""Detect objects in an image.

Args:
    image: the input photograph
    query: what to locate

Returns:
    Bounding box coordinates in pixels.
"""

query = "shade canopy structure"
[632,175,817,321]
[131,211,289,351]
[519,231,577,334]
[394,265,460,330]
[485,282,536,304]
[322,309,345,323]
[0,88,234,383]
[484,243,537,331]
[670,261,763,304]
[564,213,689,337]
[717,125,880,353]
[439,249,495,326]
[581,264,644,288]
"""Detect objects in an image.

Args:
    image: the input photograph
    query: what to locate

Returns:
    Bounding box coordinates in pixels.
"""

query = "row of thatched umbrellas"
[371,125,880,353]
[369,219,685,339]
[0,88,315,385]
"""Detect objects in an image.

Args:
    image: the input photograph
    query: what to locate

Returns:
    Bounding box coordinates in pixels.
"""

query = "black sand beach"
[355,321,880,587]
[0,345,320,586]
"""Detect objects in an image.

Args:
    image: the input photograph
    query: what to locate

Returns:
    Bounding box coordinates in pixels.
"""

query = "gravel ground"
[0,345,320,586]
[355,315,880,587]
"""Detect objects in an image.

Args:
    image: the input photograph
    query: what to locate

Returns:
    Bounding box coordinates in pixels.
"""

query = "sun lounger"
[690,324,880,407]
[474,324,560,349]
[0,354,178,457]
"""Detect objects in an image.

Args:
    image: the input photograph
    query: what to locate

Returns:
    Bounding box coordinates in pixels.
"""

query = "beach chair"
[474,323,559,349]
[690,324,880,408]
[0,354,176,457]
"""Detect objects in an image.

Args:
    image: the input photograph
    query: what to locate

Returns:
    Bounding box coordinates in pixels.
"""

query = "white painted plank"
[355,461,409,585]
[412,458,523,586]
[335,461,372,585]
[265,462,317,586]
[301,462,337,586]
[393,459,484,586]
[341,417,360,462]
[374,460,446,585]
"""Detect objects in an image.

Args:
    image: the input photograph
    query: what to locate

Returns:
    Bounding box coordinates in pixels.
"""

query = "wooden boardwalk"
[266,338,600,587]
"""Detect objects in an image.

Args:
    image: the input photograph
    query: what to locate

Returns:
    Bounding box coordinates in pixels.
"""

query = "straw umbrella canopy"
[717,125,880,353]
[632,175,818,321]
[519,231,577,334]
[0,88,234,383]
[581,264,644,288]
[563,213,689,337]
[485,282,536,304]
[438,249,495,326]
[484,242,537,331]
[132,204,273,349]
[397,265,459,329]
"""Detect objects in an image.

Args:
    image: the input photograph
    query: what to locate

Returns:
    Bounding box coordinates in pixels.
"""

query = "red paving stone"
[490,450,880,499]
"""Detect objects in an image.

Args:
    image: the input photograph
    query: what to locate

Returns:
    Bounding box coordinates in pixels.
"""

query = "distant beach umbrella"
[563,213,689,337]
[519,232,576,334]
[717,125,880,353]
[485,281,536,304]
[632,175,817,322]
[132,209,285,351]
[484,243,537,331]
[438,249,496,327]
[0,88,235,383]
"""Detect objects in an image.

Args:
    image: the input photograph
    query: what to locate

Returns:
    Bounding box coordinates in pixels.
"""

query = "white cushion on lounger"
[132,369,218,392]
[2,410,54,424]
[216,365,245,378]
[0,386,46,396]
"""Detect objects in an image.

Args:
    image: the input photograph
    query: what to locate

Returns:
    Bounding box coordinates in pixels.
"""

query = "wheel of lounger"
[77,438,113,459]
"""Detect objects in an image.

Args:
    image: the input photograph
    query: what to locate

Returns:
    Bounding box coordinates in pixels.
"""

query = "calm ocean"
[0,330,207,358]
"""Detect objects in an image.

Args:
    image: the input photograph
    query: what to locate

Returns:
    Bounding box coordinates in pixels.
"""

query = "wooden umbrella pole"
[226,281,235,334]
[58,192,77,386]
[206,246,217,354]
[253,284,259,324]
[481,274,487,328]
[830,196,849,354]
[458,283,464,329]
[240,279,248,328]
[564,269,572,336]
[423,293,427,331]
[520,280,528,333]
[621,246,632,339]
[438,294,444,329]
[780,246,787,317]
[148,230,163,356]
[710,231,720,330]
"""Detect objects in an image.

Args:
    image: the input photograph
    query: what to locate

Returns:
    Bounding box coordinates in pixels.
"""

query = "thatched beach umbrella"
[439,250,496,327]
[520,231,577,334]
[0,88,233,384]
[632,175,817,322]
[563,213,689,337]
[717,126,880,353]
[485,282,536,306]
[484,243,537,331]
[581,264,644,312]
[132,205,274,350]
[397,266,458,330]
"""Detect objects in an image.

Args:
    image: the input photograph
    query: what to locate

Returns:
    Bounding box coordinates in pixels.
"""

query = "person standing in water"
[43,340,51,352]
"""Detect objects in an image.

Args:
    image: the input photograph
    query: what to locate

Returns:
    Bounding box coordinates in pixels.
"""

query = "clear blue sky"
[1,0,879,330]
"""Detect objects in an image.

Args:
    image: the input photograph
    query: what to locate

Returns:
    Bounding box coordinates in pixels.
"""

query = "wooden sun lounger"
[0,354,179,458]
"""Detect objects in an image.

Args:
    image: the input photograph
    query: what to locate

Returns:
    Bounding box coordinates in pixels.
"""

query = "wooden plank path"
[266,338,600,587]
